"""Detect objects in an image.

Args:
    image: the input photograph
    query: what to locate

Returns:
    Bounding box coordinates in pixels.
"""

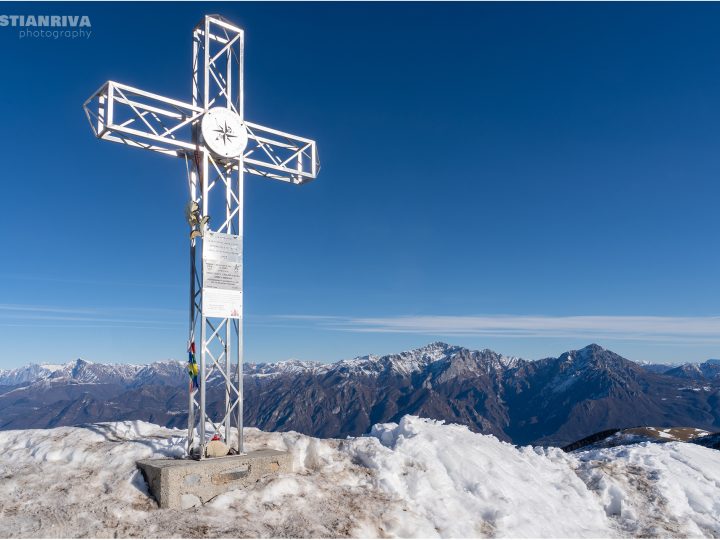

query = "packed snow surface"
[1,416,719,538]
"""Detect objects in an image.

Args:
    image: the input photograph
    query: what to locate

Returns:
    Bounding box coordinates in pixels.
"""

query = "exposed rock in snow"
[1,415,719,538]
[563,426,717,453]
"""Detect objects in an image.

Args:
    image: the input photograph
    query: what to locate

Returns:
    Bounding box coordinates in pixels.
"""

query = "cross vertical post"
[189,15,245,458]
[82,13,320,460]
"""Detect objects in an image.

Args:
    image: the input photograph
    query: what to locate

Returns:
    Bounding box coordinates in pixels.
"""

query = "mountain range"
[1,343,719,446]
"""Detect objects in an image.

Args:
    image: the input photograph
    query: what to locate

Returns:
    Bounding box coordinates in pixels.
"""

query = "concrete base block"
[137,449,292,509]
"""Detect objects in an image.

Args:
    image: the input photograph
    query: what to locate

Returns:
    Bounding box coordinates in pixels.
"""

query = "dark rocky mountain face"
[502,345,719,445]
[1,343,719,447]
[665,359,720,381]
[241,345,521,441]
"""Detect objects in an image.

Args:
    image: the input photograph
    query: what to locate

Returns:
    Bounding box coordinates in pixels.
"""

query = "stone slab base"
[137,449,292,509]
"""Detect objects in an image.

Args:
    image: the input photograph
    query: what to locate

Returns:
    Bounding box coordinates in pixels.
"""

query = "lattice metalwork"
[83,14,319,458]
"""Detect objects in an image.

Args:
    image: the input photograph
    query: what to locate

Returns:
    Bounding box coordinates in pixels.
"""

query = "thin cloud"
[0,304,99,314]
[0,273,182,289]
[0,303,183,327]
[0,323,180,331]
[271,314,720,343]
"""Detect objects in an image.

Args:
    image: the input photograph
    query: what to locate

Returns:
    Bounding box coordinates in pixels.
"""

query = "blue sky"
[2,2,720,368]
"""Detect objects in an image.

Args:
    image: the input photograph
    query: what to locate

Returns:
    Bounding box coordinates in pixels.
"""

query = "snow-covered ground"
[1,416,719,538]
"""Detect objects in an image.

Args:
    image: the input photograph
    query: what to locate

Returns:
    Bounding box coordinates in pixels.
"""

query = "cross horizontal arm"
[83,81,319,184]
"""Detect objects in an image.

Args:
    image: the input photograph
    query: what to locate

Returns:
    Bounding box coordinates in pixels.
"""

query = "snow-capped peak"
[330,342,459,377]
[0,342,521,387]
[247,359,326,377]
[0,358,164,387]
[0,363,59,386]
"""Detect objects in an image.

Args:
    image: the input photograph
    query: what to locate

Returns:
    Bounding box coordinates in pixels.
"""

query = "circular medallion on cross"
[200,107,248,159]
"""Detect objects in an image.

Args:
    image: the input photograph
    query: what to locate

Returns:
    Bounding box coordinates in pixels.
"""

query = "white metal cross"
[83,14,319,459]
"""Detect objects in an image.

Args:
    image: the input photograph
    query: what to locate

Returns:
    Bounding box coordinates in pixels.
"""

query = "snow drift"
[0,416,719,538]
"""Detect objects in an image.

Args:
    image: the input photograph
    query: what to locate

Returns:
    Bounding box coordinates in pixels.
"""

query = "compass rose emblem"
[214,121,237,146]
[200,107,248,159]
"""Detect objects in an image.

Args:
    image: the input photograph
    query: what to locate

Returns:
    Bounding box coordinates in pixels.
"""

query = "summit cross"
[83,15,320,459]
